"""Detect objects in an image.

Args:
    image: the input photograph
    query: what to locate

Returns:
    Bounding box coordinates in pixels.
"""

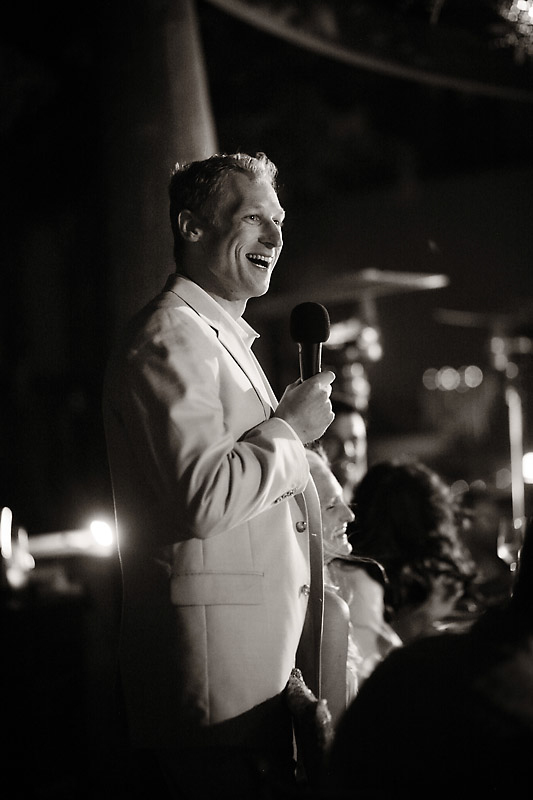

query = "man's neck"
[176,269,246,320]
[204,289,246,320]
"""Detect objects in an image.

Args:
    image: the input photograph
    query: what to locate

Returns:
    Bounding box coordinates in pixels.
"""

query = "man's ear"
[177,209,203,242]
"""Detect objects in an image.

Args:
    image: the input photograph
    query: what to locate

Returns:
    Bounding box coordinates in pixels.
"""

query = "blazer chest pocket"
[170,571,264,606]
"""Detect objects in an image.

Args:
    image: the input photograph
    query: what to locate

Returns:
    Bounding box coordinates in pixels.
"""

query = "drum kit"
[435,304,533,533]
[252,268,450,407]
[254,268,532,530]
[253,267,450,321]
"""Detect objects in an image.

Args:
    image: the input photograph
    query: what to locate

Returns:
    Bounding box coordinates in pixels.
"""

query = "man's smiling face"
[197,170,285,306]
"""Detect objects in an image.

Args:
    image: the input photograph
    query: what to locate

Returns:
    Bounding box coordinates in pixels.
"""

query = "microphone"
[290,302,331,381]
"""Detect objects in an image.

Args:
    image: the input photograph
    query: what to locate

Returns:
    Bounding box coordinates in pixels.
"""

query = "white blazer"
[103,274,323,747]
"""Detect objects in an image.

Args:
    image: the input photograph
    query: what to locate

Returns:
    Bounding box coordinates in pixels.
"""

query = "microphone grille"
[290,302,331,344]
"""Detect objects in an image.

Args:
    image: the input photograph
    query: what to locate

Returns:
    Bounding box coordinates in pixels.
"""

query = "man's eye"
[247,214,260,222]
[274,219,284,228]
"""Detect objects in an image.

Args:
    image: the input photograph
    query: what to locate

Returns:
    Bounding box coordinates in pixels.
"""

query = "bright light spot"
[345,361,366,380]
[424,365,484,391]
[2,519,35,589]
[17,528,35,571]
[438,366,460,391]
[493,353,508,371]
[523,452,533,484]
[1,506,13,559]
[360,326,379,344]
[496,468,512,490]
[6,562,29,589]
[422,368,438,390]
[506,362,519,380]
[463,365,483,388]
[450,479,469,496]
[366,342,383,361]
[491,336,505,354]
[90,520,115,548]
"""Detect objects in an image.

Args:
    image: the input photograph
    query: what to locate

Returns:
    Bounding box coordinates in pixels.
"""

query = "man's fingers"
[305,370,335,388]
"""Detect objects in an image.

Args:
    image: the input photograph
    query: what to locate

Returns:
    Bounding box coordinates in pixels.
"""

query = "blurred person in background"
[320,394,367,504]
[305,445,361,726]
[459,485,514,607]
[324,517,533,798]
[346,459,476,679]
[306,444,399,698]
[318,394,401,684]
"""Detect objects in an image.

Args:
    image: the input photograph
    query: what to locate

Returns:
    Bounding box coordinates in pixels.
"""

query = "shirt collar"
[164,273,260,350]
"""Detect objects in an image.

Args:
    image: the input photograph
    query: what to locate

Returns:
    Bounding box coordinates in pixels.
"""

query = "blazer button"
[295,520,307,533]
[300,584,311,597]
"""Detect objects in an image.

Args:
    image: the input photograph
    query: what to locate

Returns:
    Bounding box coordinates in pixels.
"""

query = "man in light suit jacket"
[103,152,335,797]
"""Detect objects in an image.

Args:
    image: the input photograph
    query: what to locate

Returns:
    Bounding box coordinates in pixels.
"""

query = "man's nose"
[343,503,355,523]
[260,220,283,249]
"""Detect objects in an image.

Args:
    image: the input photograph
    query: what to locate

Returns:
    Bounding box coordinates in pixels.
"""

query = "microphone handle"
[298,342,322,381]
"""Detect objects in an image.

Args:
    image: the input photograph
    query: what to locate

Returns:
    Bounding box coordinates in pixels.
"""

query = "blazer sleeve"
[108,307,310,542]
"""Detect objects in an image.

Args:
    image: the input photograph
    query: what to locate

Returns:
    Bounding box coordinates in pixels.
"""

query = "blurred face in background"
[309,453,355,563]
[321,410,367,501]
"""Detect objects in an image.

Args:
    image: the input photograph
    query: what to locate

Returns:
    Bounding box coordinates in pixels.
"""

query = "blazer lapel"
[216,326,276,418]
[165,274,276,419]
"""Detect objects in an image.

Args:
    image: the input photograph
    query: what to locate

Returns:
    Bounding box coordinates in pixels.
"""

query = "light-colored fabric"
[321,586,350,728]
[328,560,402,682]
[103,274,323,746]
[346,631,362,701]
[322,568,361,721]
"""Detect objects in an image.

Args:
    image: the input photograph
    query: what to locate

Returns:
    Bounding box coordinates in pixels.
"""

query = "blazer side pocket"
[170,571,264,606]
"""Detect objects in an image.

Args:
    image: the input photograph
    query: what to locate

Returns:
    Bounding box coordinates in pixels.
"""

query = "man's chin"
[339,540,353,557]
[249,280,271,300]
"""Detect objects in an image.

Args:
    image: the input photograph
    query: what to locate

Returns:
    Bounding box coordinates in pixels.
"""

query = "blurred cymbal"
[434,306,533,336]
[434,309,503,328]
[252,269,450,318]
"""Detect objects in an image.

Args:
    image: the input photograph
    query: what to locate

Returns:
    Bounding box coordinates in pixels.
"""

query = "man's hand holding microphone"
[274,302,335,444]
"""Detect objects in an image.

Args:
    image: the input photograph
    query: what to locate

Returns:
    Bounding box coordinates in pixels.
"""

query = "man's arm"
[110,312,312,542]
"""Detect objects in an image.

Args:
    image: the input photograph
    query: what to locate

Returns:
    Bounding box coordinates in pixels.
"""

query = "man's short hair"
[168,152,278,263]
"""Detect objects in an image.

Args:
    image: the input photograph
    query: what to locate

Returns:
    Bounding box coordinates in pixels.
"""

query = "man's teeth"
[246,254,273,267]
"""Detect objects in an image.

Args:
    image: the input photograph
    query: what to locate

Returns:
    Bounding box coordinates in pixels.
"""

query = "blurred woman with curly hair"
[346,458,476,648]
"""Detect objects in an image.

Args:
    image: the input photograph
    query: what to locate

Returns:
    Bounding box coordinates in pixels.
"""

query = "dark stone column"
[102,0,218,333]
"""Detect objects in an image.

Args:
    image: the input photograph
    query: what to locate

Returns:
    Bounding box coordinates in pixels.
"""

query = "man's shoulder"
[124,290,209,351]
[102,300,212,396]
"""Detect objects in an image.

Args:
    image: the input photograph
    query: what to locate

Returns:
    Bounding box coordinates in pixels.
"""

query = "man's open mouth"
[246,253,273,268]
